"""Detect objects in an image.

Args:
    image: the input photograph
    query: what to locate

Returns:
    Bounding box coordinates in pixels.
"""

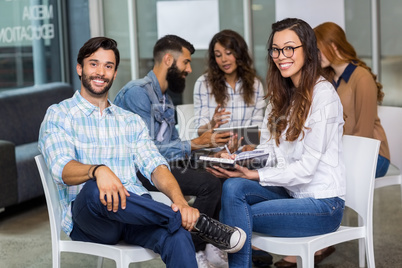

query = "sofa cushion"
[15,142,42,203]
[0,82,74,146]
[0,140,18,208]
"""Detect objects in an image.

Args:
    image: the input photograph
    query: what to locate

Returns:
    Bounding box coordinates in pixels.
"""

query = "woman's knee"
[222,177,249,199]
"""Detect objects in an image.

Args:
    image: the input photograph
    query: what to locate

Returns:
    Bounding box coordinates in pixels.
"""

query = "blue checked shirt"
[193,74,266,130]
[38,91,168,235]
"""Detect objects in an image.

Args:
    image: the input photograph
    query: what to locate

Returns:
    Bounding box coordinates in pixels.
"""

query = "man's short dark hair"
[153,35,195,63]
[77,37,120,70]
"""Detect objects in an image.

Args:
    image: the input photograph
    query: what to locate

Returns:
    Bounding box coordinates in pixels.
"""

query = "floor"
[0,185,401,268]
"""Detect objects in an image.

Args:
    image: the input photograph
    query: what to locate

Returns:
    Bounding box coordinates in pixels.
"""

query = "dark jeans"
[70,180,197,267]
[137,163,224,252]
[376,154,390,178]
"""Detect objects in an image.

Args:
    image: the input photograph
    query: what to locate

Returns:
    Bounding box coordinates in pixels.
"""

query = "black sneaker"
[193,213,246,253]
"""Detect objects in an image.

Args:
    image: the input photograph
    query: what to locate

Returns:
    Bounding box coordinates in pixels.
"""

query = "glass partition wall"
[2,0,400,107]
[0,0,65,89]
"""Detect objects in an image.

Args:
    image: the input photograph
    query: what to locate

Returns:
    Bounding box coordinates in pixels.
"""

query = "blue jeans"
[137,164,224,252]
[220,178,345,268]
[70,180,197,268]
[376,154,390,178]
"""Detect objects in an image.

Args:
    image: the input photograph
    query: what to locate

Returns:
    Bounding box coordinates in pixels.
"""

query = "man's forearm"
[62,160,95,185]
[151,165,188,206]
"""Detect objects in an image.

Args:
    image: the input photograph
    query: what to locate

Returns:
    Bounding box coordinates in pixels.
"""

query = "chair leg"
[96,256,104,268]
[358,238,366,268]
[53,248,61,268]
[297,254,314,268]
[365,236,376,268]
[296,256,303,268]
[357,216,366,267]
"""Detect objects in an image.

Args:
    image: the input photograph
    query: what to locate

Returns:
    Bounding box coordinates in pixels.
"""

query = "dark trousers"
[70,180,197,267]
[137,164,224,252]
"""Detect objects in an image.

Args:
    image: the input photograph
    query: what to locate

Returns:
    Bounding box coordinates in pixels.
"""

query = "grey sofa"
[0,82,74,210]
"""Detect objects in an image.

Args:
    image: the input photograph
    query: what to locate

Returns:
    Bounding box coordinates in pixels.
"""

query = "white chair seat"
[59,240,158,265]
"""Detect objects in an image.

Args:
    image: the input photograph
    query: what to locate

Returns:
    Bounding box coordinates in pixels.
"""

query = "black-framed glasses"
[268,45,303,59]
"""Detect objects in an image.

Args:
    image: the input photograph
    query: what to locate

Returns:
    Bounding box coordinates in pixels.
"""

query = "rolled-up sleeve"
[38,105,75,184]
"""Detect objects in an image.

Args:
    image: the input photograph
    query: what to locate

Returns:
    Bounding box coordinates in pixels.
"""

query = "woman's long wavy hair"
[314,22,384,103]
[266,18,322,145]
[206,29,257,106]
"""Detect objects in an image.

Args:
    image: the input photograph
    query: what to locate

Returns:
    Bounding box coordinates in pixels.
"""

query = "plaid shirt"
[38,91,168,235]
[193,75,266,130]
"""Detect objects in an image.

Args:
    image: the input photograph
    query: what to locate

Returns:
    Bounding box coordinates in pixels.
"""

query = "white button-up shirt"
[257,78,346,199]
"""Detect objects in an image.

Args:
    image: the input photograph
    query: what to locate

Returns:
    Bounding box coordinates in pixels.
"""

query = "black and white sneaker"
[193,214,246,253]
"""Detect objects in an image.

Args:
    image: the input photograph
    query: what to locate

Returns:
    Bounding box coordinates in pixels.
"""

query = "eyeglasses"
[268,45,303,59]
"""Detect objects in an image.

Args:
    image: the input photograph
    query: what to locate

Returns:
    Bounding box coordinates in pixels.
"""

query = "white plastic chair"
[375,106,402,201]
[35,154,171,268]
[176,103,195,140]
[251,135,380,268]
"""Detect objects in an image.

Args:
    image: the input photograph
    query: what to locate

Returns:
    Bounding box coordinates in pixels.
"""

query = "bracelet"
[88,165,96,180]
[91,164,106,180]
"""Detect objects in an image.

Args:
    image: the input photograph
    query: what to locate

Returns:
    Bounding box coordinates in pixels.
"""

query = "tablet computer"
[213,125,259,145]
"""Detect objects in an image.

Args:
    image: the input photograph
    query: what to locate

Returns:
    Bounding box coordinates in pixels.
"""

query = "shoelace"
[199,218,233,246]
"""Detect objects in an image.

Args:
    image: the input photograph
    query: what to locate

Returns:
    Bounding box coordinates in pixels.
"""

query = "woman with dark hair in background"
[193,29,266,146]
[194,29,270,267]
[314,21,390,178]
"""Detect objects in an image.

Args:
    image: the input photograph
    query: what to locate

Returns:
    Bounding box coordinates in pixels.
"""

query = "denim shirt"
[114,70,191,161]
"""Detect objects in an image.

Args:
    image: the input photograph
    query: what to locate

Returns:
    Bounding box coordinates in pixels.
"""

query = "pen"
[224,144,232,155]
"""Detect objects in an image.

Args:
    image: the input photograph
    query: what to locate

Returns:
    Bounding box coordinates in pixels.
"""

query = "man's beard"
[81,70,114,96]
[166,62,187,94]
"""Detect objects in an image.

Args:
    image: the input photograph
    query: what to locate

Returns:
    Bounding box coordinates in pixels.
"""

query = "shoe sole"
[223,227,247,253]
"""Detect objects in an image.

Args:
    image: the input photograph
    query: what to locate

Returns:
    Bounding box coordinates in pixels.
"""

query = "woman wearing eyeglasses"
[206,18,346,268]
[314,22,390,178]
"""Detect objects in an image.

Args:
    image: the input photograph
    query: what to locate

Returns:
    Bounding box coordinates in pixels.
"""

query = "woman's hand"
[206,164,260,180]
[210,105,231,129]
[227,133,243,153]
[242,144,256,152]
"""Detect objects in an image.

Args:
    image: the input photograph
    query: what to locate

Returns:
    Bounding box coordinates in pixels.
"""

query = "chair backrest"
[34,155,62,247]
[176,103,195,140]
[342,135,380,221]
[377,105,402,171]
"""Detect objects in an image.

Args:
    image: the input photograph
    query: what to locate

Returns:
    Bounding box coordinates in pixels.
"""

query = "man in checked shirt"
[38,37,245,267]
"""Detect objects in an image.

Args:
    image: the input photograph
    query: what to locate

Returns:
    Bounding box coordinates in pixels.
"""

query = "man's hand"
[94,166,130,212]
[150,165,200,230]
[191,127,231,150]
[171,202,200,231]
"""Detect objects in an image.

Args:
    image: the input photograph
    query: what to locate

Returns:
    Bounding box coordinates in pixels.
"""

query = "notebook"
[199,149,269,170]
